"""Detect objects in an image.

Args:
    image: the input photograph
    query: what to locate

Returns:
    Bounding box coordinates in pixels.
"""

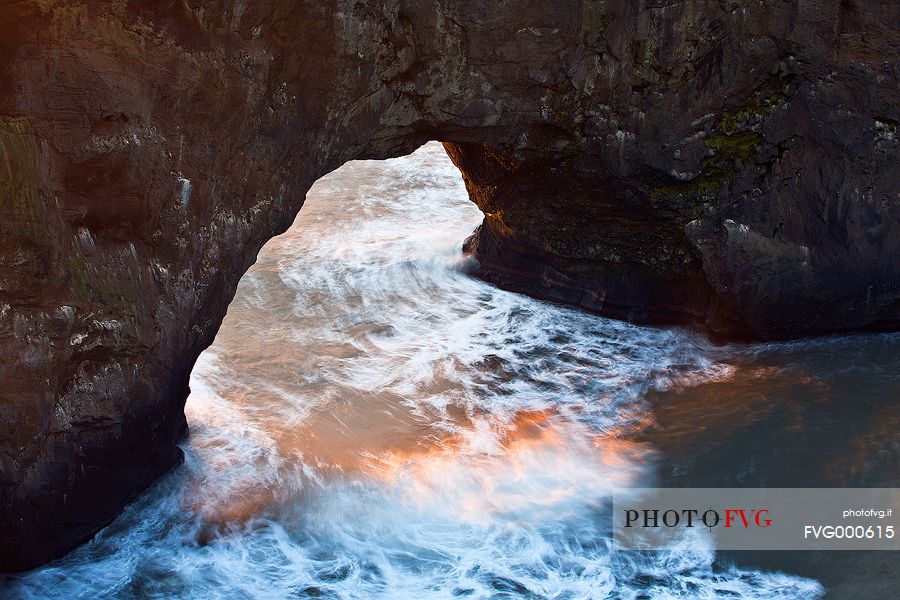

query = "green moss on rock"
[651,130,762,206]
[650,80,784,207]
[0,117,45,235]
[717,88,788,134]
[67,253,136,310]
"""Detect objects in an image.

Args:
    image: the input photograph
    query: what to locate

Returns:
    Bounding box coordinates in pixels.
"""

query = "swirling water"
[6,143,897,598]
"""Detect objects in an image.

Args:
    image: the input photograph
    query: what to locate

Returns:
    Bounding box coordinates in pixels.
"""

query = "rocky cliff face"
[0,0,896,571]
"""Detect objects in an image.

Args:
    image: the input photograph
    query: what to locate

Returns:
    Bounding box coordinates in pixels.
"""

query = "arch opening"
[186,141,484,483]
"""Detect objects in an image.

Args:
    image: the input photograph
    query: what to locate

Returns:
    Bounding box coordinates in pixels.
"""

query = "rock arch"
[0,0,896,570]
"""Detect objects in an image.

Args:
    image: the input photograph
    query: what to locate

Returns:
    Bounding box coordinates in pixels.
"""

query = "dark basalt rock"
[0,0,897,571]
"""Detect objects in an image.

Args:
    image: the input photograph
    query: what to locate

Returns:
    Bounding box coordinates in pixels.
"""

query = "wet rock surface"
[0,0,897,571]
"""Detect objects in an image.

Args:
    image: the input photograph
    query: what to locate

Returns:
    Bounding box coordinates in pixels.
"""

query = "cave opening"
[183,141,484,487]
